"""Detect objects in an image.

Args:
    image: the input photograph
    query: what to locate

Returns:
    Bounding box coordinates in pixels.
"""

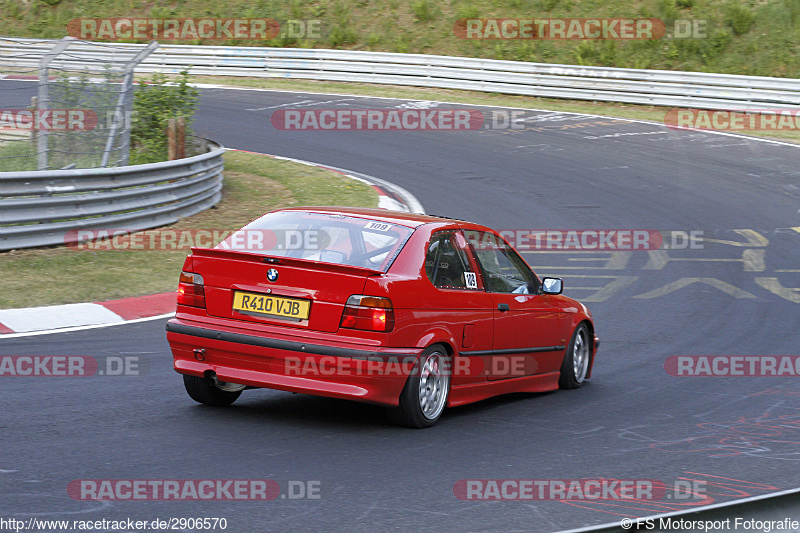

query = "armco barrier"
[2,37,800,250]
[0,140,224,250]
[2,37,800,111]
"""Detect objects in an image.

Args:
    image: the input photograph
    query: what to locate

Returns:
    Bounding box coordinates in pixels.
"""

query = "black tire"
[559,323,592,390]
[393,345,451,428]
[183,374,242,407]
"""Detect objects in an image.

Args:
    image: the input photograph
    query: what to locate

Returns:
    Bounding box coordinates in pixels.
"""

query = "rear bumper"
[166,318,423,407]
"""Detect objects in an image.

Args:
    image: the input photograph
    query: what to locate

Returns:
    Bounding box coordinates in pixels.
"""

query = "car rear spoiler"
[189,247,385,277]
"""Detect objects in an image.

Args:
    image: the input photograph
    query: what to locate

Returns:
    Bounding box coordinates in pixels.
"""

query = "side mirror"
[542,277,563,295]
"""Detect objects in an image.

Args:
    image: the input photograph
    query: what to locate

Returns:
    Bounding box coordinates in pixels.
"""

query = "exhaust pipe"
[206,371,246,392]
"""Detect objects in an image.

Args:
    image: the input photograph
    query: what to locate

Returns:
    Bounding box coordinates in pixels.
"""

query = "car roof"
[275,206,473,229]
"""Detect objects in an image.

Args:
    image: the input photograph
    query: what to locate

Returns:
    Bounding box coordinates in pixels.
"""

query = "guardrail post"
[166,117,187,160]
[101,40,159,167]
[177,117,186,159]
[29,96,37,142]
[167,119,177,160]
[37,36,74,171]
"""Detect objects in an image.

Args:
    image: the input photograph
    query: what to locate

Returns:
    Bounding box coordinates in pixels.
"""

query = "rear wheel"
[183,374,243,407]
[559,323,591,389]
[394,345,450,428]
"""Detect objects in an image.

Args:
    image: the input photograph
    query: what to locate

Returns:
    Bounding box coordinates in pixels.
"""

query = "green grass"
[0,150,379,309]
[0,138,37,172]
[0,136,121,171]
[2,0,800,78]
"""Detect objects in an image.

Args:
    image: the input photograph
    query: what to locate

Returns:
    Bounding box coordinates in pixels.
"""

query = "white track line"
[195,82,800,149]
[0,313,175,339]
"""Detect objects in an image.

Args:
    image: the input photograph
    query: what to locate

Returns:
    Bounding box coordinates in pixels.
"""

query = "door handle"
[498,303,510,312]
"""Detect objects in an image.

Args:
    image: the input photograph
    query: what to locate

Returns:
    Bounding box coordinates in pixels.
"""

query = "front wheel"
[394,345,450,428]
[183,374,243,407]
[559,324,591,389]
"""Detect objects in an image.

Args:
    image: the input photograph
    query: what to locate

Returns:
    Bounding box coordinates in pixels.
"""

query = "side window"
[465,231,539,294]
[425,231,479,290]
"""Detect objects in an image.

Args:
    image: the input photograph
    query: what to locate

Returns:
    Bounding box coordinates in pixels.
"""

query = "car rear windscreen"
[217,211,414,272]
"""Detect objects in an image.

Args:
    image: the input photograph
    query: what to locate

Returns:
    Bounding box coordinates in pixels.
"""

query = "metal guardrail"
[0,140,225,250]
[1,37,799,249]
[2,37,800,111]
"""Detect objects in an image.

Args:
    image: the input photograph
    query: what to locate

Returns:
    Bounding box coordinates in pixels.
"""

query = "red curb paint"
[2,75,50,81]
[98,292,176,320]
[316,165,346,175]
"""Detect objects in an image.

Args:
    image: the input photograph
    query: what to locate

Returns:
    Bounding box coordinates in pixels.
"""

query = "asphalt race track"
[3,85,800,532]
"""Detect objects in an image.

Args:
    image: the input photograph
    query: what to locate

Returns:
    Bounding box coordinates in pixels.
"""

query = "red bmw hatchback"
[166,207,598,427]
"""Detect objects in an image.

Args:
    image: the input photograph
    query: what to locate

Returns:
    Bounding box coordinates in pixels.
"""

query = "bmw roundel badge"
[266,268,279,282]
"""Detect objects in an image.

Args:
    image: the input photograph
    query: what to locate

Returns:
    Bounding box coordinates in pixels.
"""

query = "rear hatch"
[191,248,382,333]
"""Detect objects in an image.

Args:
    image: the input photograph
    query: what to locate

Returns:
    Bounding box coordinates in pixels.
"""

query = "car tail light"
[177,271,205,308]
[340,295,395,332]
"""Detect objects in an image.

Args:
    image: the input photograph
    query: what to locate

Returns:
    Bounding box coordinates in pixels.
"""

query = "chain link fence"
[0,37,157,171]
[0,39,40,172]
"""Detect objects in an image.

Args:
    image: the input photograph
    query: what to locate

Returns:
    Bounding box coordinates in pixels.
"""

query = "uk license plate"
[232,291,310,320]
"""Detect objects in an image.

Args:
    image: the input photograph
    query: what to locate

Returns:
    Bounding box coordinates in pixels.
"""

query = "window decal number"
[365,221,392,232]
[465,272,478,289]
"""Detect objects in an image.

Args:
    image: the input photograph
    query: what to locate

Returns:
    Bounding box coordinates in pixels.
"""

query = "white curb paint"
[0,302,123,333]
[0,312,175,339]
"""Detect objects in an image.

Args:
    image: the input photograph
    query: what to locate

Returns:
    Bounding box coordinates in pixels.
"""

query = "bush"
[788,0,800,24]
[328,25,359,47]
[412,0,436,22]
[130,69,199,165]
[726,4,755,36]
